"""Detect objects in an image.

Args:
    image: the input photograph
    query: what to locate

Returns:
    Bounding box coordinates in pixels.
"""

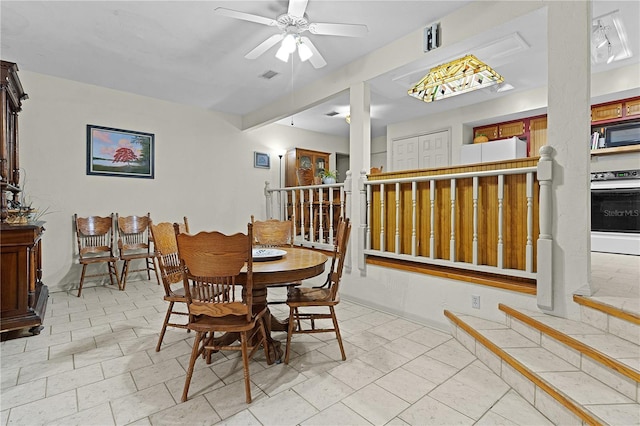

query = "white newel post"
[357,170,366,271]
[264,181,272,219]
[537,145,554,310]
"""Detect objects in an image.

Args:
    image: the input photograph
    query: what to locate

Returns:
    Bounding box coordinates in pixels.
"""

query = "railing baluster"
[308,188,314,242]
[411,181,417,257]
[450,178,456,262]
[299,189,305,238]
[395,182,400,254]
[366,183,372,250]
[318,186,325,243]
[429,179,435,259]
[526,172,533,272]
[472,176,478,265]
[497,174,504,269]
[380,183,385,252]
[291,190,297,236]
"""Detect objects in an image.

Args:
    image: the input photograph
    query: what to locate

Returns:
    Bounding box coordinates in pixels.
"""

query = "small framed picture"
[254,152,270,169]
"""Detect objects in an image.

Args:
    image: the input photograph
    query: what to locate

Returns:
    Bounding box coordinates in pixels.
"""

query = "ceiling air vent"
[260,70,279,80]
[325,111,340,117]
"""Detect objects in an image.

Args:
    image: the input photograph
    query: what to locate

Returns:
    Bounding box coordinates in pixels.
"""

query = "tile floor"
[0,253,637,426]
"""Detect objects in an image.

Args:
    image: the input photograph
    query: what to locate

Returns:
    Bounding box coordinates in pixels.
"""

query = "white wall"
[18,71,347,293]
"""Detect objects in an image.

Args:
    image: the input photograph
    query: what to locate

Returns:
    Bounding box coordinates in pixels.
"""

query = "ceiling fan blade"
[245,33,285,59]
[308,22,368,37]
[214,7,277,26]
[300,37,327,68]
[288,0,309,18]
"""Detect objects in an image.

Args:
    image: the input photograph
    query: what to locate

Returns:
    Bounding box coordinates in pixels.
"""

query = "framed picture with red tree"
[86,125,154,179]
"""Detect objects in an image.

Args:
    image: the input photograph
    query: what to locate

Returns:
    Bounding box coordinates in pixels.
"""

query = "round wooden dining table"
[242,247,328,363]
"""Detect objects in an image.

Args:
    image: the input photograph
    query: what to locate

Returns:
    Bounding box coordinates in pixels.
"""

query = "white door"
[391,130,449,171]
[419,130,449,168]
[391,136,419,171]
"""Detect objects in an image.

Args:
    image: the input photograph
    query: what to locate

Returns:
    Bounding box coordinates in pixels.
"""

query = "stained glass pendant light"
[408,54,504,103]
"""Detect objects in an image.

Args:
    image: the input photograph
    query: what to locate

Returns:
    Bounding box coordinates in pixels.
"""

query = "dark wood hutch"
[1,60,48,336]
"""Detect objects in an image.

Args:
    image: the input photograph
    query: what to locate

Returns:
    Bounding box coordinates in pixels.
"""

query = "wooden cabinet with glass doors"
[284,148,330,187]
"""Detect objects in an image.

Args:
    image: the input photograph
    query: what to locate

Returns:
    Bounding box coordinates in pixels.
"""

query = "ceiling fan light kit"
[214,0,368,69]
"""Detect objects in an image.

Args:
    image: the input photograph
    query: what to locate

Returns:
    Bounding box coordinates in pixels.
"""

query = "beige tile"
[247,388,318,425]
[101,351,153,378]
[46,363,104,396]
[251,363,308,396]
[148,395,220,425]
[48,402,115,426]
[403,326,452,349]
[356,347,410,373]
[213,409,261,426]
[375,368,436,404]
[540,334,581,367]
[342,383,410,425]
[1,378,46,410]
[500,362,535,404]
[403,354,459,385]
[0,348,48,371]
[587,403,640,426]
[328,358,385,390]
[74,343,124,368]
[508,317,542,344]
[503,347,577,373]
[481,389,553,425]
[165,365,224,402]
[608,316,640,345]
[204,380,267,420]
[6,389,77,425]
[110,383,176,425]
[17,355,74,384]
[538,371,634,405]
[300,402,370,426]
[77,373,138,411]
[398,395,474,425]
[292,372,355,410]
[287,349,339,378]
[211,356,265,386]
[48,337,96,360]
[480,329,537,348]
[429,363,509,420]
[386,336,430,360]
[533,387,581,426]
[0,367,19,389]
[425,339,476,369]
[130,358,185,390]
[344,330,391,352]
[581,356,637,401]
[475,344,502,376]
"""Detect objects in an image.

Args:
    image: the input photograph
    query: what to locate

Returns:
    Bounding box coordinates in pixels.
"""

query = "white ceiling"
[2,1,638,139]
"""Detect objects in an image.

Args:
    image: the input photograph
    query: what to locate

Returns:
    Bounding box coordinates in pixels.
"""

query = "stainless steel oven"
[591,170,640,255]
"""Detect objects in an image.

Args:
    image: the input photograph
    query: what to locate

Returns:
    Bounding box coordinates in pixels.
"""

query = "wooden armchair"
[74,214,120,297]
[116,213,160,290]
[176,223,271,404]
[284,217,351,364]
[150,217,190,352]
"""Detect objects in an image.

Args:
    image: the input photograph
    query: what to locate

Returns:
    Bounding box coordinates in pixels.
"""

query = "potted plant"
[321,170,338,184]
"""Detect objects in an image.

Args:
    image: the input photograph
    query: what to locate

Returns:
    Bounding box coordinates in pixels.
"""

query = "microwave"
[604,121,640,148]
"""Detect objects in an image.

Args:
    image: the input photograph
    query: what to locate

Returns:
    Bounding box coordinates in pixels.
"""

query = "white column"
[545,1,592,315]
[349,82,371,272]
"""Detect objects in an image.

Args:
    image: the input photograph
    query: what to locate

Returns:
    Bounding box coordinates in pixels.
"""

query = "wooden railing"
[363,157,544,282]
[264,177,350,251]
[265,148,555,309]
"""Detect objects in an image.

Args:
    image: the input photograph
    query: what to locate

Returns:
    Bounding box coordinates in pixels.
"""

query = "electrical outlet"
[472,295,480,309]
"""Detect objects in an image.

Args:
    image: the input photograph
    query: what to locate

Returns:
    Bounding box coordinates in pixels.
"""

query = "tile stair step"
[445,309,640,426]
[499,303,640,395]
[573,294,640,345]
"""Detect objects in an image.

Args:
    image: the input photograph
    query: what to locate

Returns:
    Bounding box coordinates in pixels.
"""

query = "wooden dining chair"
[74,213,121,297]
[150,217,190,352]
[284,217,351,364]
[176,223,271,404]
[116,212,160,290]
[251,215,300,304]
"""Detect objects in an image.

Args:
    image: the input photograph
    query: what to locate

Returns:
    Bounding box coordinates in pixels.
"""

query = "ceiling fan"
[214,0,368,69]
